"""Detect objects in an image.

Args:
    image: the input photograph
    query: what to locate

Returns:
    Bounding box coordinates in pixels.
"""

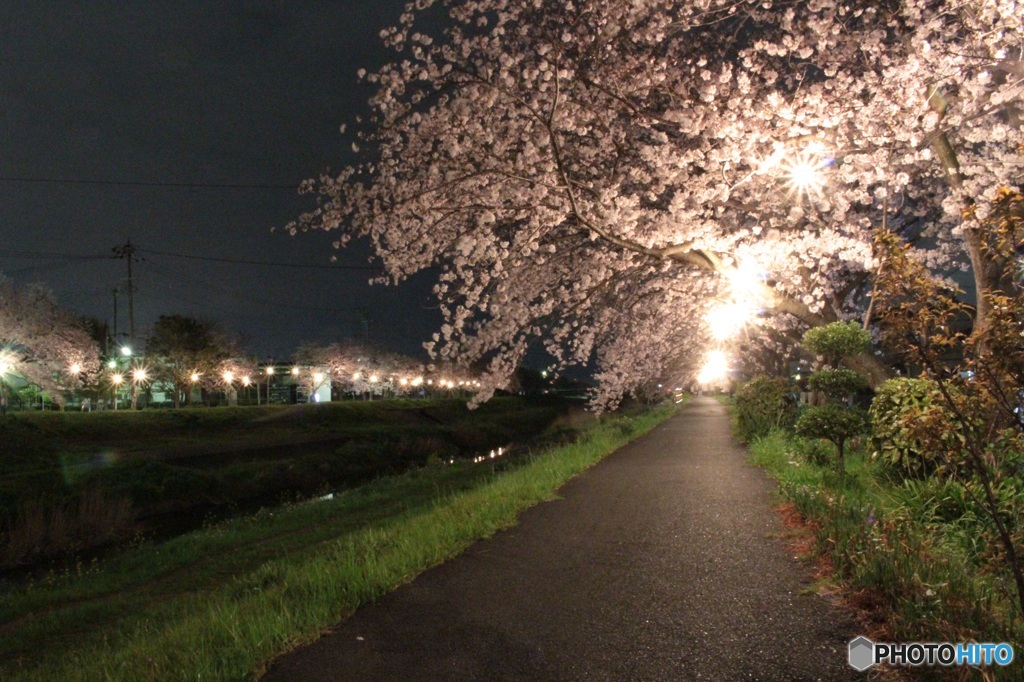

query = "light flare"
[697,350,730,385]
[706,301,757,341]
[781,151,830,197]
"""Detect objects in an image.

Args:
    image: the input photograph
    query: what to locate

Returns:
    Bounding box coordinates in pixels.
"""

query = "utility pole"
[112,240,136,343]
[112,288,119,343]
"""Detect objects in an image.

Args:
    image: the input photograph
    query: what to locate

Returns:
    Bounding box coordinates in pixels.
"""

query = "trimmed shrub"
[733,376,797,443]
[799,321,871,485]
[869,377,943,479]
[802,321,871,366]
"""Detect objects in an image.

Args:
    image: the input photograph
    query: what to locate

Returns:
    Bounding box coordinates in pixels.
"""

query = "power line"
[0,175,300,190]
[0,249,111,260]
[136,247,382,271]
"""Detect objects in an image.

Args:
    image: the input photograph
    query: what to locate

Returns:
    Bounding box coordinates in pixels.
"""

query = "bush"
[807,368,866,396]
[802,321,871,365]
[795,404,868,447]
[733,376,797,443]
[869,378,943,479]
[790,436,833,467]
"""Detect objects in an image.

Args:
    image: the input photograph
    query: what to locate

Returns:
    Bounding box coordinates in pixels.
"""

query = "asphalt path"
[262,397,859,681]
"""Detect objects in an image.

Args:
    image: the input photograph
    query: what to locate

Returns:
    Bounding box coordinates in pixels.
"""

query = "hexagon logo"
[848,636,875,671]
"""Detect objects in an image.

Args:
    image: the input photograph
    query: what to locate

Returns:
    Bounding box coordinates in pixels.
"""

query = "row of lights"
[80,360,484,391]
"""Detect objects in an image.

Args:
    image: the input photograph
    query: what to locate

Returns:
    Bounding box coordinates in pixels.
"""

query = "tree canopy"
[292,0,1023,407]
[144,314,240,407]
[0,275,100,403]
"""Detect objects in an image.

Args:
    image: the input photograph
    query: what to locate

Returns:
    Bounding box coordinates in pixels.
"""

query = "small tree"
[873,190,1024,620]
[144,315,236,407]
[795,322,870,485]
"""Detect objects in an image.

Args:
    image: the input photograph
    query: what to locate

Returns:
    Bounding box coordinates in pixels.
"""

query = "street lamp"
[264,366,275,405]
[111,372,124,410]
[131,368,148,410]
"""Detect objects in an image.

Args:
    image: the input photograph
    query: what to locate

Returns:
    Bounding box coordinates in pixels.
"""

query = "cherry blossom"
[0,275,101,405]
[292,0,1023,407]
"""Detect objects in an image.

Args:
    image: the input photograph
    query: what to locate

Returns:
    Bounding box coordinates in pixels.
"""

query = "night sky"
[0,1,439,359]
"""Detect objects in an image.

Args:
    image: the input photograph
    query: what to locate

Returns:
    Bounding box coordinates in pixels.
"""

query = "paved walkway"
[263,398,858,681]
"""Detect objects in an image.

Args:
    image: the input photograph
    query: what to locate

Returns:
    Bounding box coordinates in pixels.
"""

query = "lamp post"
[0,358,11,416]
[131,367,147,410]
[111,373,123,410]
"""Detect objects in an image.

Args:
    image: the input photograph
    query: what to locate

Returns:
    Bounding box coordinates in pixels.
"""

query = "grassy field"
[0,401,677,681]
[0,397,573,567]
[747,430,1024,679]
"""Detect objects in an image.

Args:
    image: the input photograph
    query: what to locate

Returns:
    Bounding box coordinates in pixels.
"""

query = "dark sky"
[0,1,440,359]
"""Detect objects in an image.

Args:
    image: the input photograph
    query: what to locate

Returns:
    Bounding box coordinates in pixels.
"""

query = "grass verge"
[0,401,677,681]
[748,430,1024,679]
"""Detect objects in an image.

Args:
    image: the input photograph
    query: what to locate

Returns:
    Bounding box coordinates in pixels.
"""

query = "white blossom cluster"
[0,276,100,403]
[291,0,1023,408]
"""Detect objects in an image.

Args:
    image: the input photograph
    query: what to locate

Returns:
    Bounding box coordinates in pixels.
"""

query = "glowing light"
[427,379,433,386]
[69,362,82,375]
[706,259,768,342]
[353,372,361,381]
[242,376,251,386]
[132,368,148,383]
[313,372,325,383]
[399,378,409,386]
[266,366,275,375]
[107,360,117,369]
[190,372,201,383]
[291,367,300,376]
[223,371,235,383]
[0,360,10,375]
[369,374,378,383]
[697,350,730,385]
[111,373,124,385]
[782,151,829,197]
[412,377,424,386]
[120,346,132,357]
[706,301,757,341]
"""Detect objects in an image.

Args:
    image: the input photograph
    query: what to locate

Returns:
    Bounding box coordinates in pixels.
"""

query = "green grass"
[0,402,677,681]
[0,397,574,565]
[748,430,1024,677]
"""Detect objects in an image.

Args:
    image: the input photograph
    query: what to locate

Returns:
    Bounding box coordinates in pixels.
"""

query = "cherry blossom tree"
[295,341,424,397]
[292,0,1022,407]
[0,275,100,406]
